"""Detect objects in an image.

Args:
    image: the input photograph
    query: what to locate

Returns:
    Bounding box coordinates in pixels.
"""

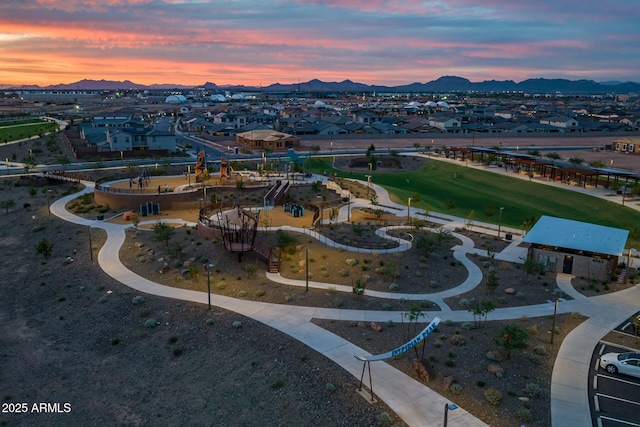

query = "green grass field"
[0,119,58,143]
[307,156,640,246]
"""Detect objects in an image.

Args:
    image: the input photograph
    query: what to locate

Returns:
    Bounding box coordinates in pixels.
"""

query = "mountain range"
[9,76,640,94]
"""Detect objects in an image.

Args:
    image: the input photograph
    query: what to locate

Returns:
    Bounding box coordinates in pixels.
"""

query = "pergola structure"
[446,146,640,189]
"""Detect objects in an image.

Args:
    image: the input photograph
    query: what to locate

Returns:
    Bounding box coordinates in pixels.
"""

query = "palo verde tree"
[486,268,500,297]
[0,199,16,214]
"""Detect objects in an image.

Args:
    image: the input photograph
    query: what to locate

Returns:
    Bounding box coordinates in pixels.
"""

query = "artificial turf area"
[308,156,640,247]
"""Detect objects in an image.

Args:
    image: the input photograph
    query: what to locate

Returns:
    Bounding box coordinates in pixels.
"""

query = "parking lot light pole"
[407,197,412,226]
[497,207,504,239]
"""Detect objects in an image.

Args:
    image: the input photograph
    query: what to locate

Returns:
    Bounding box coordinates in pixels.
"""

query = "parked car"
[599,352,640,378]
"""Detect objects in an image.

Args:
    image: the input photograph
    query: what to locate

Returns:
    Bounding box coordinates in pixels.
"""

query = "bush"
[449,335,466,346]
[476,380,486,387]
[376,412,392,426]
[532,344,547,355]
[345,258,357,266]
[144,319,158,328]
[388,283,399,291]
[516,408,533,423]
[232,321,242,329]
[458,298,471,308]
[325,382,336,392]
[449,383,462,395]
[524,383,543,398]
[132,295,145,305]
[484,388,502,405]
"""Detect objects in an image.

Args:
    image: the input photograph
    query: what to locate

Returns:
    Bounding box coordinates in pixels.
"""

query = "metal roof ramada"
[523,215,628,256]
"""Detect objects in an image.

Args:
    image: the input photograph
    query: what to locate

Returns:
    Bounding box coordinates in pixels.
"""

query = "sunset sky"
[1,0,639,87]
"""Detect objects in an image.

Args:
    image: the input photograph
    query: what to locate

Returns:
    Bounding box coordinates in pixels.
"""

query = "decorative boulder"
[486,350,503,362]
[504,288,516,295]
[487,364,505,376]
[370,322,383,332]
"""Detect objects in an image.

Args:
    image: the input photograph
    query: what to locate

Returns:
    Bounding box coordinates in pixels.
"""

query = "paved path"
[48,153,640,427]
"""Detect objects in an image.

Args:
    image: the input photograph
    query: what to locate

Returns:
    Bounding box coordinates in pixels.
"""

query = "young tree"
[521,256,545,284]
[486,268,499,296]
[403,304,428,359]
[0,199,16,214]
[35,237,54,259]
[152,222,175,247]
[416,232,438,258]
[465,210,476,230]
[496,324,529,359]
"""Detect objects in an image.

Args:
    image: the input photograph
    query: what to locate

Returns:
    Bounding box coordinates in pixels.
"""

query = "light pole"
[347,193,351,222]
[628,248,636,273]
[444,403,458,427]
[47,189,53,215]
[5,158,8,175]
[497,207,504,239]
[551,298,559,344]
[407,197,412,226]
[317,195,323,229]
[305,249,310,292]
[365,174,371,198]
[120,150,124,166]
[206,263,214,309]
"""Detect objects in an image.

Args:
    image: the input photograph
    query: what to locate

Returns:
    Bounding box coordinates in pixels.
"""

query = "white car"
[599,352,640,378]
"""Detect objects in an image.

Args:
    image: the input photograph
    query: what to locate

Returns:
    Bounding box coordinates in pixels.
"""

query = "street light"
[407,197,412,226]
[305,249,310,292]
[347,193,351,222]
[206,263,214,309]
[497,207,504,239]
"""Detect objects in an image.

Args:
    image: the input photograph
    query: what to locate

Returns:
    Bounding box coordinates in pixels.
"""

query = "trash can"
[505,233,512,241]
[97,214,104,221]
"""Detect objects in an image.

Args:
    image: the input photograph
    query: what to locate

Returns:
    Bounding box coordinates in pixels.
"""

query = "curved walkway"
[49,165,640,427]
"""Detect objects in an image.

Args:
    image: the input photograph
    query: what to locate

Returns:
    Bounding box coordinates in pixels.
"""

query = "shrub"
[132,295,145,305]
[111,338,120,345]
[144,319,158,328]
[476,380,486,387]
[516,408,533,423]
[461,322,474,330]
[173,348,183,357]
[232,321,242,329]
[528,324,539,336]
[345,258,357,266]
[524,383,543,398]
[376,412,392,426]
[532,344,547,356]
[445,359,455,367]
[484,388,502,405]
[237,291,247,297]
[388,283,399,291]
[458,298,471,308]
[270,380,284,389]
[449,335,466,346]
[340,268,349,277]
[325,383,336,392]
[255,290,266,297]
[449,383,462,395]
[381,303,392,311]
[515,291,525,300]
[206,318,214,325]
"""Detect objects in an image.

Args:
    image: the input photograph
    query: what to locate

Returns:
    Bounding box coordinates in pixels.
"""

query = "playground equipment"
[195,150,208,182]
[139,201,160,217]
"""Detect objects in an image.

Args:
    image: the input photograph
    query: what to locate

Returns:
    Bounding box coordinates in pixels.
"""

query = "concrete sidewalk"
[48,170,640,427]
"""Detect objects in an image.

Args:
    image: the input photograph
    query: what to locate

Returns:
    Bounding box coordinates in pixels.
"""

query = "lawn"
[307,156,640,247]
[0,119,58,143]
